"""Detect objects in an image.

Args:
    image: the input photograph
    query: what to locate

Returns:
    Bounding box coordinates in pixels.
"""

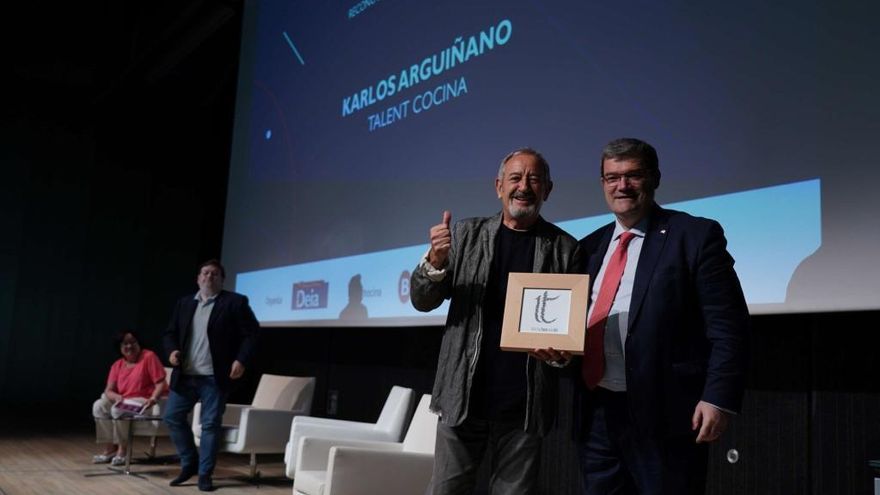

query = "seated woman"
[92,330,167,466]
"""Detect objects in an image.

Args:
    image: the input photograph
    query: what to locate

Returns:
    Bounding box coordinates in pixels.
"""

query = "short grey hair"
[498,147,551,182]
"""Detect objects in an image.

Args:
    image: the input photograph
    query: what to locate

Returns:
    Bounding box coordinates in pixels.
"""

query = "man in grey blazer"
[411,148,581,494]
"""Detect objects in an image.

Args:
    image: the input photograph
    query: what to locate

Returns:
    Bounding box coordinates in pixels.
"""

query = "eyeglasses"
[601,172,648,186]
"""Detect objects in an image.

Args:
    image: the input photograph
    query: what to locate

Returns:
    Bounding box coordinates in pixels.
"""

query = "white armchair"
[292,394,437,495]
[284,385,414,478]
[193,374,316,477]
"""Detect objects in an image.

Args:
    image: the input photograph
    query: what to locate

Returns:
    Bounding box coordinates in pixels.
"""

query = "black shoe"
[169,468,197,486]
[198,474,214,492]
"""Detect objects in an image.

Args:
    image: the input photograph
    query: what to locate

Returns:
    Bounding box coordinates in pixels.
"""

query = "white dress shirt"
[587,219,647,391]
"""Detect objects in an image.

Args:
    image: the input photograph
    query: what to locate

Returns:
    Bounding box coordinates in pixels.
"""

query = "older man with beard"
[411,148,581,494]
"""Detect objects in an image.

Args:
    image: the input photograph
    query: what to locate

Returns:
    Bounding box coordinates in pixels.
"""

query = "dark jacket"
[575,204,750,438]
[411,213,581,435]
[162,290,259,392]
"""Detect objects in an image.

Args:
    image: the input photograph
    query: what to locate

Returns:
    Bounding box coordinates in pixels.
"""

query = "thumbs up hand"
[428,211,452,268]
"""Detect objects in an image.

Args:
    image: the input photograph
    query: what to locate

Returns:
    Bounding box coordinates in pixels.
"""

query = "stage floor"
[0,420,293,495]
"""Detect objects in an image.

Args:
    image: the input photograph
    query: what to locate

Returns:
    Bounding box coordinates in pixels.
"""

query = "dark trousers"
[578,388,708,495]
[432,416,541,495]
[163,375,228,476]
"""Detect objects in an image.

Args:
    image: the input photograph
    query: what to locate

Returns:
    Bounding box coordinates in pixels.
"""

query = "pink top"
[107,348,167,399]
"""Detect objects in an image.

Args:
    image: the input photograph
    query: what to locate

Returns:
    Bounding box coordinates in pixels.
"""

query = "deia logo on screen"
[292,280,329,310]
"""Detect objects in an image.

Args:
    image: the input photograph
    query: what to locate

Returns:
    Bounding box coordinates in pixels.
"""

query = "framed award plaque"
[500,272,589,354]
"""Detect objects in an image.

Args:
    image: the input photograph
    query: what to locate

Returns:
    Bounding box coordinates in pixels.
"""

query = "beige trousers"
[92,394,159,444]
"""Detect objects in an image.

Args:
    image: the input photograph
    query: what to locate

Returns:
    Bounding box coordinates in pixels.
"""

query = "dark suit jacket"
[575,204,749,438]
[162,290,259,392]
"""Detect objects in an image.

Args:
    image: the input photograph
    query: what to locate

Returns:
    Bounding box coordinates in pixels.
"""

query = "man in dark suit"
[536,138,749,494]
[162,259,259,492]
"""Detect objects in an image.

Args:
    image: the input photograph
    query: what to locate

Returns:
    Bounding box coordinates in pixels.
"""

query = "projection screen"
[222,0,880,326]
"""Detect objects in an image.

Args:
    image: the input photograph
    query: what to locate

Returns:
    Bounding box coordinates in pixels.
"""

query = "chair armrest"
[285,415,373,460]
[291,404,312,416]
[325,448,434,495]
[192,401,201,433]
[192,402,247,430]
[286,423,399,478]
[296,436,402,472]
[291,416,375,430]
[221,403,246,425]
[231,408,300,453]
[193,402,248,443]
[291,422,398,448]
[284,416,373,468]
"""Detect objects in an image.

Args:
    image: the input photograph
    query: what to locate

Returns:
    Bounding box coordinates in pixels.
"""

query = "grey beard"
[508,202,540,219]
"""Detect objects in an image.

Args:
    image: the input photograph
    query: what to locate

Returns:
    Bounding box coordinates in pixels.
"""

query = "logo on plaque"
[520,288,571,334]
[534,291,560,324]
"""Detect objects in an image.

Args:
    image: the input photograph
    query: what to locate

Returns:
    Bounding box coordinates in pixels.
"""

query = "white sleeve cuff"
[707,402,738,416]
[419,249,447,282]
[545,358,570,368]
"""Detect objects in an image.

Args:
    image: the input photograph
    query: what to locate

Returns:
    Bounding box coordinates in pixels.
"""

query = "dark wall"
[0,1,242,414]
[699,311,880,495]
[254,326,441,422]
[251,313,880,495]
[2,3,878,495]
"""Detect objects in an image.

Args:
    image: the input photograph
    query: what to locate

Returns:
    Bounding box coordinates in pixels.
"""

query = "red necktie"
[583,231,636,389]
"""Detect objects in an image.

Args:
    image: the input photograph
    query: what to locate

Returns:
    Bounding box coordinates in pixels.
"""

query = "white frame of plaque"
[500,272,588,354]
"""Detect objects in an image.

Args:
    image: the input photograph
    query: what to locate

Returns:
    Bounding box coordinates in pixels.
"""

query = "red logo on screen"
[292,280,329,310]
[398,270,410,304]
